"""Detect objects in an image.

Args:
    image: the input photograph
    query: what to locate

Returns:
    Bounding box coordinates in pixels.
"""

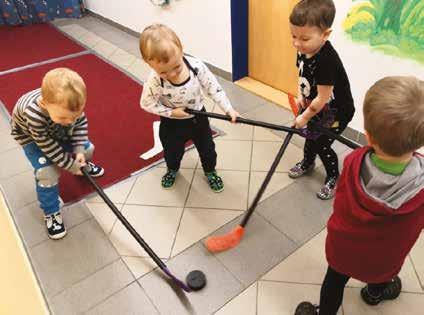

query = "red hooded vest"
[326,147,424,283]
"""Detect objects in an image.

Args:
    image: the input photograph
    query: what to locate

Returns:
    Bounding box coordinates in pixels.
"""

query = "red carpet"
[0,54,179,203]
[0,23,86,72]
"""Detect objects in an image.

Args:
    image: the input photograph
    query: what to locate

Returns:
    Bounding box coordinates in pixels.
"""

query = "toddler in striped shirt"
[11,68,104,239]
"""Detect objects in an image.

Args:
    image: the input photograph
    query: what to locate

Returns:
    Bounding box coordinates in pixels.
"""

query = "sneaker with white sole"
[45,211,67,240]
[316,177,337,200]
[87,161,105,177]
[288,160,315,179]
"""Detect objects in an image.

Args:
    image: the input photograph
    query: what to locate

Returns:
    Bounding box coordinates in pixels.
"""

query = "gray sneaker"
[288,160,315,179]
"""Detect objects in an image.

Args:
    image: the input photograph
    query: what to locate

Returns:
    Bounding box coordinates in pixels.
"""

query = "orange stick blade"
[205,225,245,253]
[288,94,299,117]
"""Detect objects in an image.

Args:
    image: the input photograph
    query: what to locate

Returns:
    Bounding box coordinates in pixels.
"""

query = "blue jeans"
[23,141,93,215]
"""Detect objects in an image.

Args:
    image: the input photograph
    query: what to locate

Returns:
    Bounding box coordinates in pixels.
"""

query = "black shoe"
[45,211,67,240]
[87,161,105,177]
[361,276,402,306]
[294,302,318,315]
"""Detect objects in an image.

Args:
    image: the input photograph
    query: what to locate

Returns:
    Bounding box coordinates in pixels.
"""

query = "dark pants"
[303,123,346,182]
[319,266,390,315]
[159,110,217,173]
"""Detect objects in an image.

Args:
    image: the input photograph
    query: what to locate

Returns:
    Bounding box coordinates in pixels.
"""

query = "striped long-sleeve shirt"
[11,89,88,173]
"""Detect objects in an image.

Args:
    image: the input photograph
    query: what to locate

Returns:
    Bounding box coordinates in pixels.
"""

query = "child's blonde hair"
[364,76,424,156]
[139,23,183,63]
[41,68,86,112]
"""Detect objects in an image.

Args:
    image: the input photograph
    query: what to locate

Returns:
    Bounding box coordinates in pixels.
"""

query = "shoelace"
[46,214,62,231]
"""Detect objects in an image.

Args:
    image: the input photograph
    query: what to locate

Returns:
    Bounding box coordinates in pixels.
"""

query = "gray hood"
[360,153,424,210]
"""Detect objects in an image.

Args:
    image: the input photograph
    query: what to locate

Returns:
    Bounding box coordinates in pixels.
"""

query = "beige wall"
[0,192,49,315]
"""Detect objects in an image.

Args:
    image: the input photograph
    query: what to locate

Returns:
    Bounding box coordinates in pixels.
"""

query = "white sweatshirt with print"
[140,56,233,118]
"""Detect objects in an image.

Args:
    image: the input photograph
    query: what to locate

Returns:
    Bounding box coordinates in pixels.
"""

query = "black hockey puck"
[186,270,206,291]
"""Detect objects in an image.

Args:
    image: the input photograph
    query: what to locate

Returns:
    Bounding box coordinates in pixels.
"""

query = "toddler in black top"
[288,0,355,200]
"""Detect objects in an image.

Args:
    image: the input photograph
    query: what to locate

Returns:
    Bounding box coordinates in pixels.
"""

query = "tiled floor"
[1,15,423,314]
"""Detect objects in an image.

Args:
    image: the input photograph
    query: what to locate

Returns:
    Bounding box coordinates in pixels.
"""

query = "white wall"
[84,0,233,72]
[332,1,424,132]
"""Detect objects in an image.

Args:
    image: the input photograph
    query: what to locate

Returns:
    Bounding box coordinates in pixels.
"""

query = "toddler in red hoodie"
[295,76,424,315]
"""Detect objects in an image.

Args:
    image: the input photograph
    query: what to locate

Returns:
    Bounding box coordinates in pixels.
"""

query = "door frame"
[230,0,248,81]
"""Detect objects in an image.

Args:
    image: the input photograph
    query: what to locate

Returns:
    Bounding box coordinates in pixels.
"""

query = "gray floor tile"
[342,127,359,142]
[358,132,367,146]
[14,201,93,248]
[29,219,119,296]
[243,102,293,126]
[74,15,101,30]
[217,77,266,114]
[50,259,134,315]
[51,18,75,27]
[0,114,10,132]
[138,243,243,315]
[209,214,297,286]
[0,171,37,211]
[257,172,333,245]
[85,282,159,315]
[0,147,32,179]
[0,130,18,153]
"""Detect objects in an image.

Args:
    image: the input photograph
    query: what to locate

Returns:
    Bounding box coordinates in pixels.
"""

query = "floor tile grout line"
[168,165,198,259]
[408,254,424,291]
[246,132,255,213]
[81,279,138,315]
[50,256,122,299]
[135,280,163,315]
[107,176,139,236]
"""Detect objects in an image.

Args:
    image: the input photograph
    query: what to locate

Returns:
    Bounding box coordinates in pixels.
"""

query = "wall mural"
[343,0,424,64]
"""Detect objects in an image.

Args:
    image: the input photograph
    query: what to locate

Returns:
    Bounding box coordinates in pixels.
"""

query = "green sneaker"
[205,171,224,193]
[162,169,177,189]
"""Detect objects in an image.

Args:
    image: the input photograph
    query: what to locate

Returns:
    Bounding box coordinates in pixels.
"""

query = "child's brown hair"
[290,0,336,30]
[364,76,424,156]
[41,68,86,112]
[139,23,183,63]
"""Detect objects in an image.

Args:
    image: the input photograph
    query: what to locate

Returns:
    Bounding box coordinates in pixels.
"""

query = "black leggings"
[159,110,217,173]
[319,266,389,315]
[303,124,346,182]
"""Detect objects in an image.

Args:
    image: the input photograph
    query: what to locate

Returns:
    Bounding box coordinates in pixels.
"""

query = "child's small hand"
[295,115,309,129]
[73,153,86,176]
[227,109,240,123]
[171,107,191,118]
[75,153,86,166]
[296,97,306,109]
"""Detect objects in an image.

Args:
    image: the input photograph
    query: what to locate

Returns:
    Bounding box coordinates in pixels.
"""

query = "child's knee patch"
[35,165,60,187]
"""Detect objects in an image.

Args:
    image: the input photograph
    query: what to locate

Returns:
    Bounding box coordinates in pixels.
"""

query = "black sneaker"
[205,171,224,193]
[361,276,402,306]
[316,177,337,200]
[288,160,315,179]
[162,169,178,189]
[45,211,67,240]
[87,161,105,177]
[294,302,318,315]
